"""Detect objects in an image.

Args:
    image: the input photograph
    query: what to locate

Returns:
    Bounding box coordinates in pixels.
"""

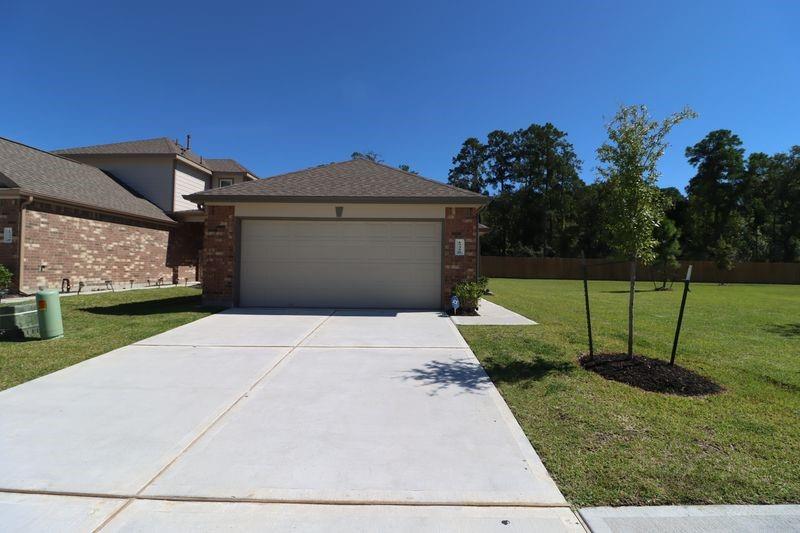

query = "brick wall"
[0,199,22,291]
[201,205,235,306]
[22,202,175,293]
[442,206,479,307]
[167,221,202,283]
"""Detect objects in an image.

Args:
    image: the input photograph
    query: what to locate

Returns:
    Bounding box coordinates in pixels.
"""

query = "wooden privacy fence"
[480,256,800,285]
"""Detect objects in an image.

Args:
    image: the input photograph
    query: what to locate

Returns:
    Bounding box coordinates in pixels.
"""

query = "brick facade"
[442,206,479,307]
[21,204,178,293]
[167,222,203,284]
[201,205,236,306]
[0,199,23,291]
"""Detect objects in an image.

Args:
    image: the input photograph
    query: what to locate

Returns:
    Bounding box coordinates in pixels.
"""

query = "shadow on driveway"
[402,357,491,395]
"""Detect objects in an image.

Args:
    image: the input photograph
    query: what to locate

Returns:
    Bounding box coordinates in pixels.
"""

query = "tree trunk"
[627,260,636,359]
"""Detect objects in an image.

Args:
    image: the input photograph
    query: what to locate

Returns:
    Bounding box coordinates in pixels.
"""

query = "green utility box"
[0,300,39,340]
[36,289,64,340]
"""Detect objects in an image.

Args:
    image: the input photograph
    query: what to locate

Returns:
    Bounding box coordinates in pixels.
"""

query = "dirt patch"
[579,353,723,396]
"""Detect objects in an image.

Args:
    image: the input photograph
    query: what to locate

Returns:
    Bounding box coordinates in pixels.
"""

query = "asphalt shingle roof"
[203,158,254,175]
[54,137,206,166]
[186,159,488,204]
[0,137,174,224]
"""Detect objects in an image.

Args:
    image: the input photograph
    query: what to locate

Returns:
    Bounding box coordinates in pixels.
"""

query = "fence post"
[582,253,594,358]
[670,265,693,365]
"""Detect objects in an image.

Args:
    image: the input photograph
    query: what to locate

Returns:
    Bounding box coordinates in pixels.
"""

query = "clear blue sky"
[3,0,798,192]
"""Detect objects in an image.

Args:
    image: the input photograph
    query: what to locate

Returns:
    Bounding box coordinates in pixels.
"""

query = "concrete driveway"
[0,309,580,532]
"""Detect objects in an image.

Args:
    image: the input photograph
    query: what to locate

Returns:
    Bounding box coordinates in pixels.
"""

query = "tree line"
[447,125,800,267]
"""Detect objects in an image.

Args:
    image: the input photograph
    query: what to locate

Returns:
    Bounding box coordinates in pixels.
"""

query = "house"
[0,137,178,293]
[53,137,257,214]
[53,137,258,285]
[185,158,489,309]
[0,136,257,294]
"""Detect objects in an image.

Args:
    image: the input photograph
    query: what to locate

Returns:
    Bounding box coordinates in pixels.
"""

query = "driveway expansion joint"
[0,488,571,509]
[90,310,339,531]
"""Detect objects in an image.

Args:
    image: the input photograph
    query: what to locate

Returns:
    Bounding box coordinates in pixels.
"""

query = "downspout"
[18,195,33,295]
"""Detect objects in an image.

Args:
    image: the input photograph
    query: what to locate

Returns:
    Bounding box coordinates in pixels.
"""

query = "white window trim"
[218,178,234,188]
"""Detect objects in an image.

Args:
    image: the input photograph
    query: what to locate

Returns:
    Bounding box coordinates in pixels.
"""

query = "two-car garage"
[238,219,442,308]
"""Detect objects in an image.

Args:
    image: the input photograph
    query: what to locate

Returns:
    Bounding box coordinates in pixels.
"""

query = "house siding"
[211,172,248,188]
[65,155,175,212]
[174,162,208,212]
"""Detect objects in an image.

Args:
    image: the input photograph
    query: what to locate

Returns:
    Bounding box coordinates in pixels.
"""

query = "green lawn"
[0,287,219,391]
[459,278,800,507]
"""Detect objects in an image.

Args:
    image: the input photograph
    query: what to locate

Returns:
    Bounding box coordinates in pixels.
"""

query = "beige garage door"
[239,219,442,308]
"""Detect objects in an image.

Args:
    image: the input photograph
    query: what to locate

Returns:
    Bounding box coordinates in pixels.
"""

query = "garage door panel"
[239,220,442,308]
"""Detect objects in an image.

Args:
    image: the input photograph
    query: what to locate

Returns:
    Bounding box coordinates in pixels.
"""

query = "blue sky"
[2,0,798,191]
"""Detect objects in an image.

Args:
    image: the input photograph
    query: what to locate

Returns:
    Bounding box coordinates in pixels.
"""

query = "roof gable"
[0,137,174,223]
[186,159,487,204]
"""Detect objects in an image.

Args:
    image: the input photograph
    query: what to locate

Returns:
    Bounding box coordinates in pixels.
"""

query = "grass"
[459,278,800,507]
[0,287,220,391]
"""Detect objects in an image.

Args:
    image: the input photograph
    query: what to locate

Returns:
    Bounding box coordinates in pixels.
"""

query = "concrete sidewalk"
[579,505,800,532]
[450,298,537,326]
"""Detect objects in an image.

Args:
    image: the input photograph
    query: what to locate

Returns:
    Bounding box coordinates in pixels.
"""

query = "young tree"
[596,104,696,358]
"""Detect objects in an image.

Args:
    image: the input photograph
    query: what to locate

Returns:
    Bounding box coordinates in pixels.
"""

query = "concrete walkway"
[450,298,537,326]
[0,308,580,531]
[579,505,800,532]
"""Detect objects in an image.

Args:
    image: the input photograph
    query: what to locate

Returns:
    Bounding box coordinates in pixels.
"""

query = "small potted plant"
[0,265,12,303]
[452,278,488,315]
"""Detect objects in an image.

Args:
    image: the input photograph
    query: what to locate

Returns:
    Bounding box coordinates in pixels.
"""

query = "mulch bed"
[579,352,723,396]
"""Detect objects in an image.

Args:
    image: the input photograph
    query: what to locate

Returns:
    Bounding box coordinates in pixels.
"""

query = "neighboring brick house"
[53,137,257,288]
[0,136,257,294]
[185,159,488,309]
[0,137,177,294]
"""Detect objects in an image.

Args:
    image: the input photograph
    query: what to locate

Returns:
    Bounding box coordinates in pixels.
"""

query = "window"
[218,178,234,188]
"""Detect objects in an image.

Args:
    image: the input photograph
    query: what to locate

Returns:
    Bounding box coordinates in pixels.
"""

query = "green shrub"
[452,279,485,311]
[477,276,489,293]
[0,265,12,290]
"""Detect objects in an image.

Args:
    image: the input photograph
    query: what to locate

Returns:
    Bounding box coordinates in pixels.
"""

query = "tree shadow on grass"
[78,296,210,316]
[764,323,800,338]
[402,354,573,395]
[483,356,574,384]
